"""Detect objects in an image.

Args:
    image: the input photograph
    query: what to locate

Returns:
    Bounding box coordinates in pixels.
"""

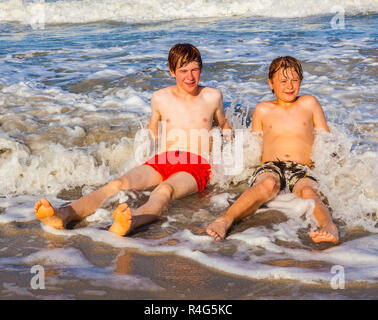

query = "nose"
[286,80,293,89]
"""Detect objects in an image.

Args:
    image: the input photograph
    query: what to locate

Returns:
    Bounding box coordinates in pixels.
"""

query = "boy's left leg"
[109,171,198,236]
[292,178,339,244]
[206,172,281,241]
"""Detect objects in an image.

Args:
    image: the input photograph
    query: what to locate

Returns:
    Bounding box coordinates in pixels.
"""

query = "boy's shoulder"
[296,94,323,112]
[200,86,222,100]
[297,94,318,104]
[254,100,276,113]
[150,87,173,113]
[201,86,221,94]
[152,86,172,99]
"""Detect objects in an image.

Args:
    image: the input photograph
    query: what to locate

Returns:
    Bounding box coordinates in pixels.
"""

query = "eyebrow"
[178,67,200,71]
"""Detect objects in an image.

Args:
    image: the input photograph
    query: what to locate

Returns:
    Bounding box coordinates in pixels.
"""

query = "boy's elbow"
[315,126,330,134]
[147,123,158,139]
[222,121,232,131]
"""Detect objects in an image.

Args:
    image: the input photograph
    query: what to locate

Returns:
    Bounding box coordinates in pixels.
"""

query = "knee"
[151,183,174,201]
[297,186,316,199]
[106,178,126,192]
[260,176,280,195]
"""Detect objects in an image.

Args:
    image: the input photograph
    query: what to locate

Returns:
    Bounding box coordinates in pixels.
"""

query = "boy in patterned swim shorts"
[206,56,339,244]
[34,43,231,236]
[248,161,318,192]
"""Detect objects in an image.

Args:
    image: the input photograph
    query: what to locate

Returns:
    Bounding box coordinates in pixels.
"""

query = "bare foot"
[310,223,339,244]
[34,198,64,229]
[206,216,233,242]
[109,203,132,236]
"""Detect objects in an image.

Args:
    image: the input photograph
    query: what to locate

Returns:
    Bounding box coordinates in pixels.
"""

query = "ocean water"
[0,0,377,299]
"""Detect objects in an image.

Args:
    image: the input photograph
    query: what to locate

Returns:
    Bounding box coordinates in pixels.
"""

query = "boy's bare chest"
[160,100,216,127]
[263,108,313,134]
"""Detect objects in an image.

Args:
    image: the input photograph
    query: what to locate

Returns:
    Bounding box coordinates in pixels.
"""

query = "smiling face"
[268,67,301,103]
[170,60,202,95]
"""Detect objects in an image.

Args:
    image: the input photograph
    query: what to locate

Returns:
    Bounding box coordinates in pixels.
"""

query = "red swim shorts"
[144,151,211,192]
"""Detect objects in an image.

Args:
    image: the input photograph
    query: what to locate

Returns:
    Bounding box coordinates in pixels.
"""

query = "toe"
[114,203,129,216]
[310,230,339,244]
[41,197,50,207]
[34,200,41,214]
[215,235,222,242]
[206,228,220,241]
[206,229,215,238]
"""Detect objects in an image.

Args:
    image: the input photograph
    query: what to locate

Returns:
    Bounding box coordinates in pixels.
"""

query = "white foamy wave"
[0,132,136,195]
[312,125,378,232]
[0,0,377,25]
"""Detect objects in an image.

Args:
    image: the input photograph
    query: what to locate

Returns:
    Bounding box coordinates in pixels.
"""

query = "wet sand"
[1,196,377,300]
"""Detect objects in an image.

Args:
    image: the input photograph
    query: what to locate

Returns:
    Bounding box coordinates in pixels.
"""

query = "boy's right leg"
[206,172,281,241]
[34,165,162,229]
[292,178,339,244]
[109,171,198,236]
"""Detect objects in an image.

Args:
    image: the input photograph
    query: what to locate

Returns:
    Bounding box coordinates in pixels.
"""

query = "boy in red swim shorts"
[34,43,231,236]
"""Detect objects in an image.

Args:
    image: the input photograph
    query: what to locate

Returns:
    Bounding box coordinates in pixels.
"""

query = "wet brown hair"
[268,56,303,93]
[168,43,202,73]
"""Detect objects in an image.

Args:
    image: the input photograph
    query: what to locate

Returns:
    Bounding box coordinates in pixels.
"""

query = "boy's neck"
[172,84,202,99]
[274,96,299,108]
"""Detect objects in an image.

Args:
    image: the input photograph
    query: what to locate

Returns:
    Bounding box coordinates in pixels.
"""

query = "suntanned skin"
[149,63,230,159]
[206,67,339,244]
[35,59,231,236]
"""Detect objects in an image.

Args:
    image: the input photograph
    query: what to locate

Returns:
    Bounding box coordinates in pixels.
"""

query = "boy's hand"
[222,128,233,142]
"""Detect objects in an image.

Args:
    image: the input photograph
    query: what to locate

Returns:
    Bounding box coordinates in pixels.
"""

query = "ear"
[169,68,176,78]
[268,78,273,91]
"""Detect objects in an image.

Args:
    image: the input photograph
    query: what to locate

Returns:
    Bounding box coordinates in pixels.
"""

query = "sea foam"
[0,0,377,25]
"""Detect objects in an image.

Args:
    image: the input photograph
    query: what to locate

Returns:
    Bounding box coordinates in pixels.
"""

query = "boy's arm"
[305,95,337,158]
[306,95,330,132]
[251,103,264,133]
[147,92,162,141]
[214,90,232,131]
[213,90,232,141]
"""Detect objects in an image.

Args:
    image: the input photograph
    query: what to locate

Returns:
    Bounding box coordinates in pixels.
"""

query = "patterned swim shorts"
[248,161,317,192]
